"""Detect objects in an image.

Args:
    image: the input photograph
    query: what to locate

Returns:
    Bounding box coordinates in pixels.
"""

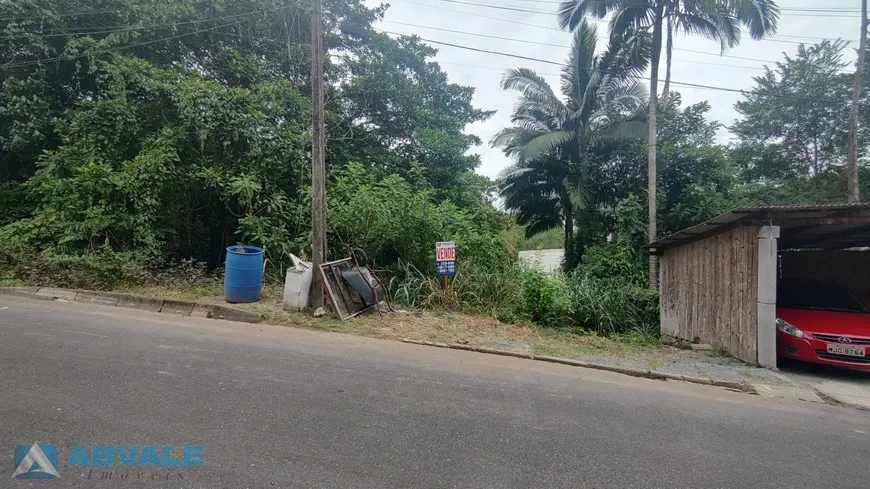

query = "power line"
[425,0,864,20]
[498,0,864,14]
[0,1,221,22]
[397,0,563,32]
[382,20,854,75]
[383,20,766,71]
[380,29,860,106]
[0,7,286,70]
[384,20,567,48]
[395,0,859,47]
[0,9,279,40]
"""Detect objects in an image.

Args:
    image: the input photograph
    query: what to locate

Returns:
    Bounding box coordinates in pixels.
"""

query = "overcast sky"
[362,0,862,180]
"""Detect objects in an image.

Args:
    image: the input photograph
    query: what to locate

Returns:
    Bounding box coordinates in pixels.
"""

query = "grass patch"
[611,326,662,347]
[0,277,23,287]
[106,281,674,363]
[738,369,757,379]
[116,279,226,302]
[707,346,731,358]
[527,327,659,359]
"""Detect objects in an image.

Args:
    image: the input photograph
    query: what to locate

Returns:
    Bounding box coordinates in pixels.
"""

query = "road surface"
[1,296,868,488]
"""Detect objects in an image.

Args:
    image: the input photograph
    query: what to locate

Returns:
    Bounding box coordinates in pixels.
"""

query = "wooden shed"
[649,204,870,368]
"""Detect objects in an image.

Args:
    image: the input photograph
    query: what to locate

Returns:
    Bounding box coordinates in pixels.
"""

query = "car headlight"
[776,318,804,338]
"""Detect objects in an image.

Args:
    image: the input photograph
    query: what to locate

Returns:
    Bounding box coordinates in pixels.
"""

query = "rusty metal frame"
[319,256,393,321]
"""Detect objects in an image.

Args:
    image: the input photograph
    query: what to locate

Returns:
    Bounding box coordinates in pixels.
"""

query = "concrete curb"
[161,299,195,317]
[812,389,870,413]
[400,339,755,394]
[0,287,262,324]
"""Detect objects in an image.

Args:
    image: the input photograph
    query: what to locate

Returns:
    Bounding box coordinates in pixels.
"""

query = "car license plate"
[827,344,867,357]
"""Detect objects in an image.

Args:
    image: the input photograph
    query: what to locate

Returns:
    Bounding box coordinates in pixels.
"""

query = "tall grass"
[388,260,523,314]
[568,275,659,336]
[388,259,660,340]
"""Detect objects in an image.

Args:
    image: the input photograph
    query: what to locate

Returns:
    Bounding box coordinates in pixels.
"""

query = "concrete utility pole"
[847,0,868,204]
[310,0,326,309]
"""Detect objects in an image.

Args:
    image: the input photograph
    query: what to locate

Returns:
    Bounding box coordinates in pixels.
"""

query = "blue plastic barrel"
[224,245,264,303]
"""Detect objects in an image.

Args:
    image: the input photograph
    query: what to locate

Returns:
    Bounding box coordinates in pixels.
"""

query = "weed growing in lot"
[707,346,731,358]
[568,275,659,336]
[739,369,757,379]
[613,325,662,346]
[389,261,523,315]
[390,258,660,339]
[515,268,571,327]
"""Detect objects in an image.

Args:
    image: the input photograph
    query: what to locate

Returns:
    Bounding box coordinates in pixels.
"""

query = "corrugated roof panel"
[650,203,870,251]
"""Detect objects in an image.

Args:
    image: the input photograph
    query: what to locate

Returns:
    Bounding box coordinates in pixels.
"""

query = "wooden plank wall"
[660,226,760,364]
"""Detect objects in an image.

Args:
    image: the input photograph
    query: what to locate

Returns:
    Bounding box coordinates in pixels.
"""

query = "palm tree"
[492,20,648,269]
[558,0,780,286]
[498,154,574,260]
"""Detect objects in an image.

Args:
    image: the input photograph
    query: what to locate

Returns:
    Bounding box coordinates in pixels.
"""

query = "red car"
[776,283,870,370]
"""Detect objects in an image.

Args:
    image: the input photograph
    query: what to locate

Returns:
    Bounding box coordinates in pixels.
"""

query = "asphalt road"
[1,296,868,489]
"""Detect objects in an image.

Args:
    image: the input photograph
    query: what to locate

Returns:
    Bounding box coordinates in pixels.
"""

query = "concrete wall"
[660,226,778,366]
[519,249,564,274]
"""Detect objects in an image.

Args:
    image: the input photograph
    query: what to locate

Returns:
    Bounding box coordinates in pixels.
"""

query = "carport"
[649,204,870,368]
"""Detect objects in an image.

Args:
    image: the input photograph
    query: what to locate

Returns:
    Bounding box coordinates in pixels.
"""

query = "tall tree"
[492,20,648,270]
[558,0,779,286]
[732,41,852,180]
[848,0,868,203]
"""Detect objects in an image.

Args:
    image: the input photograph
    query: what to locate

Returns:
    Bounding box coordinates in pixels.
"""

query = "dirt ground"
[116,281,792,386]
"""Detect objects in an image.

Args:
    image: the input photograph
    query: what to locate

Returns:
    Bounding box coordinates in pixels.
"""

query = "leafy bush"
[0,181,31,226]
[330,163,514,274]
[0,248,149,290]
[513,268,571,327]
[389,260,575,328]
[389,260,523,314]
[0,246,214,291]
[563,195,660,335]
[579,195,648,282]
[568,275,659,335]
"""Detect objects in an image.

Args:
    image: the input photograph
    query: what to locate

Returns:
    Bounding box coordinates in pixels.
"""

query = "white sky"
[363,0,862,179]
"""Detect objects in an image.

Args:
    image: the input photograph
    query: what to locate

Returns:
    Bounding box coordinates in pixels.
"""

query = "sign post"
[435,241,456,293]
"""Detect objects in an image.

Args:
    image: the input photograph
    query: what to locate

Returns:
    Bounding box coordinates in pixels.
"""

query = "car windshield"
[777,284,868,313]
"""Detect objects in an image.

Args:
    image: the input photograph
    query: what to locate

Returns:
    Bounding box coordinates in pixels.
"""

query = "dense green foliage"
[492,200,658,336]
[0,0,507,287]
[330,163,512,273]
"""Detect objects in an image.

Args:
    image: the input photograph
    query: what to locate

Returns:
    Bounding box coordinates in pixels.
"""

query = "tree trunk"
[848,0,868,204]
[563,196,574,271]
[662,16,673,101]
[648,3,665,289]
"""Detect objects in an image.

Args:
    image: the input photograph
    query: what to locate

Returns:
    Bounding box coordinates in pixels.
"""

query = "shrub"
[563,194,659,335]
[568,274,659,335]
[514,268,571,327]
[0,240,212,290]
[388,260,523,314]
[0,248,150,290]
[329,163,515,275]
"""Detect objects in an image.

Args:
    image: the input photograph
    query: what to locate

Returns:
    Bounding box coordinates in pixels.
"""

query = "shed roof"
[649,203,870,253]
